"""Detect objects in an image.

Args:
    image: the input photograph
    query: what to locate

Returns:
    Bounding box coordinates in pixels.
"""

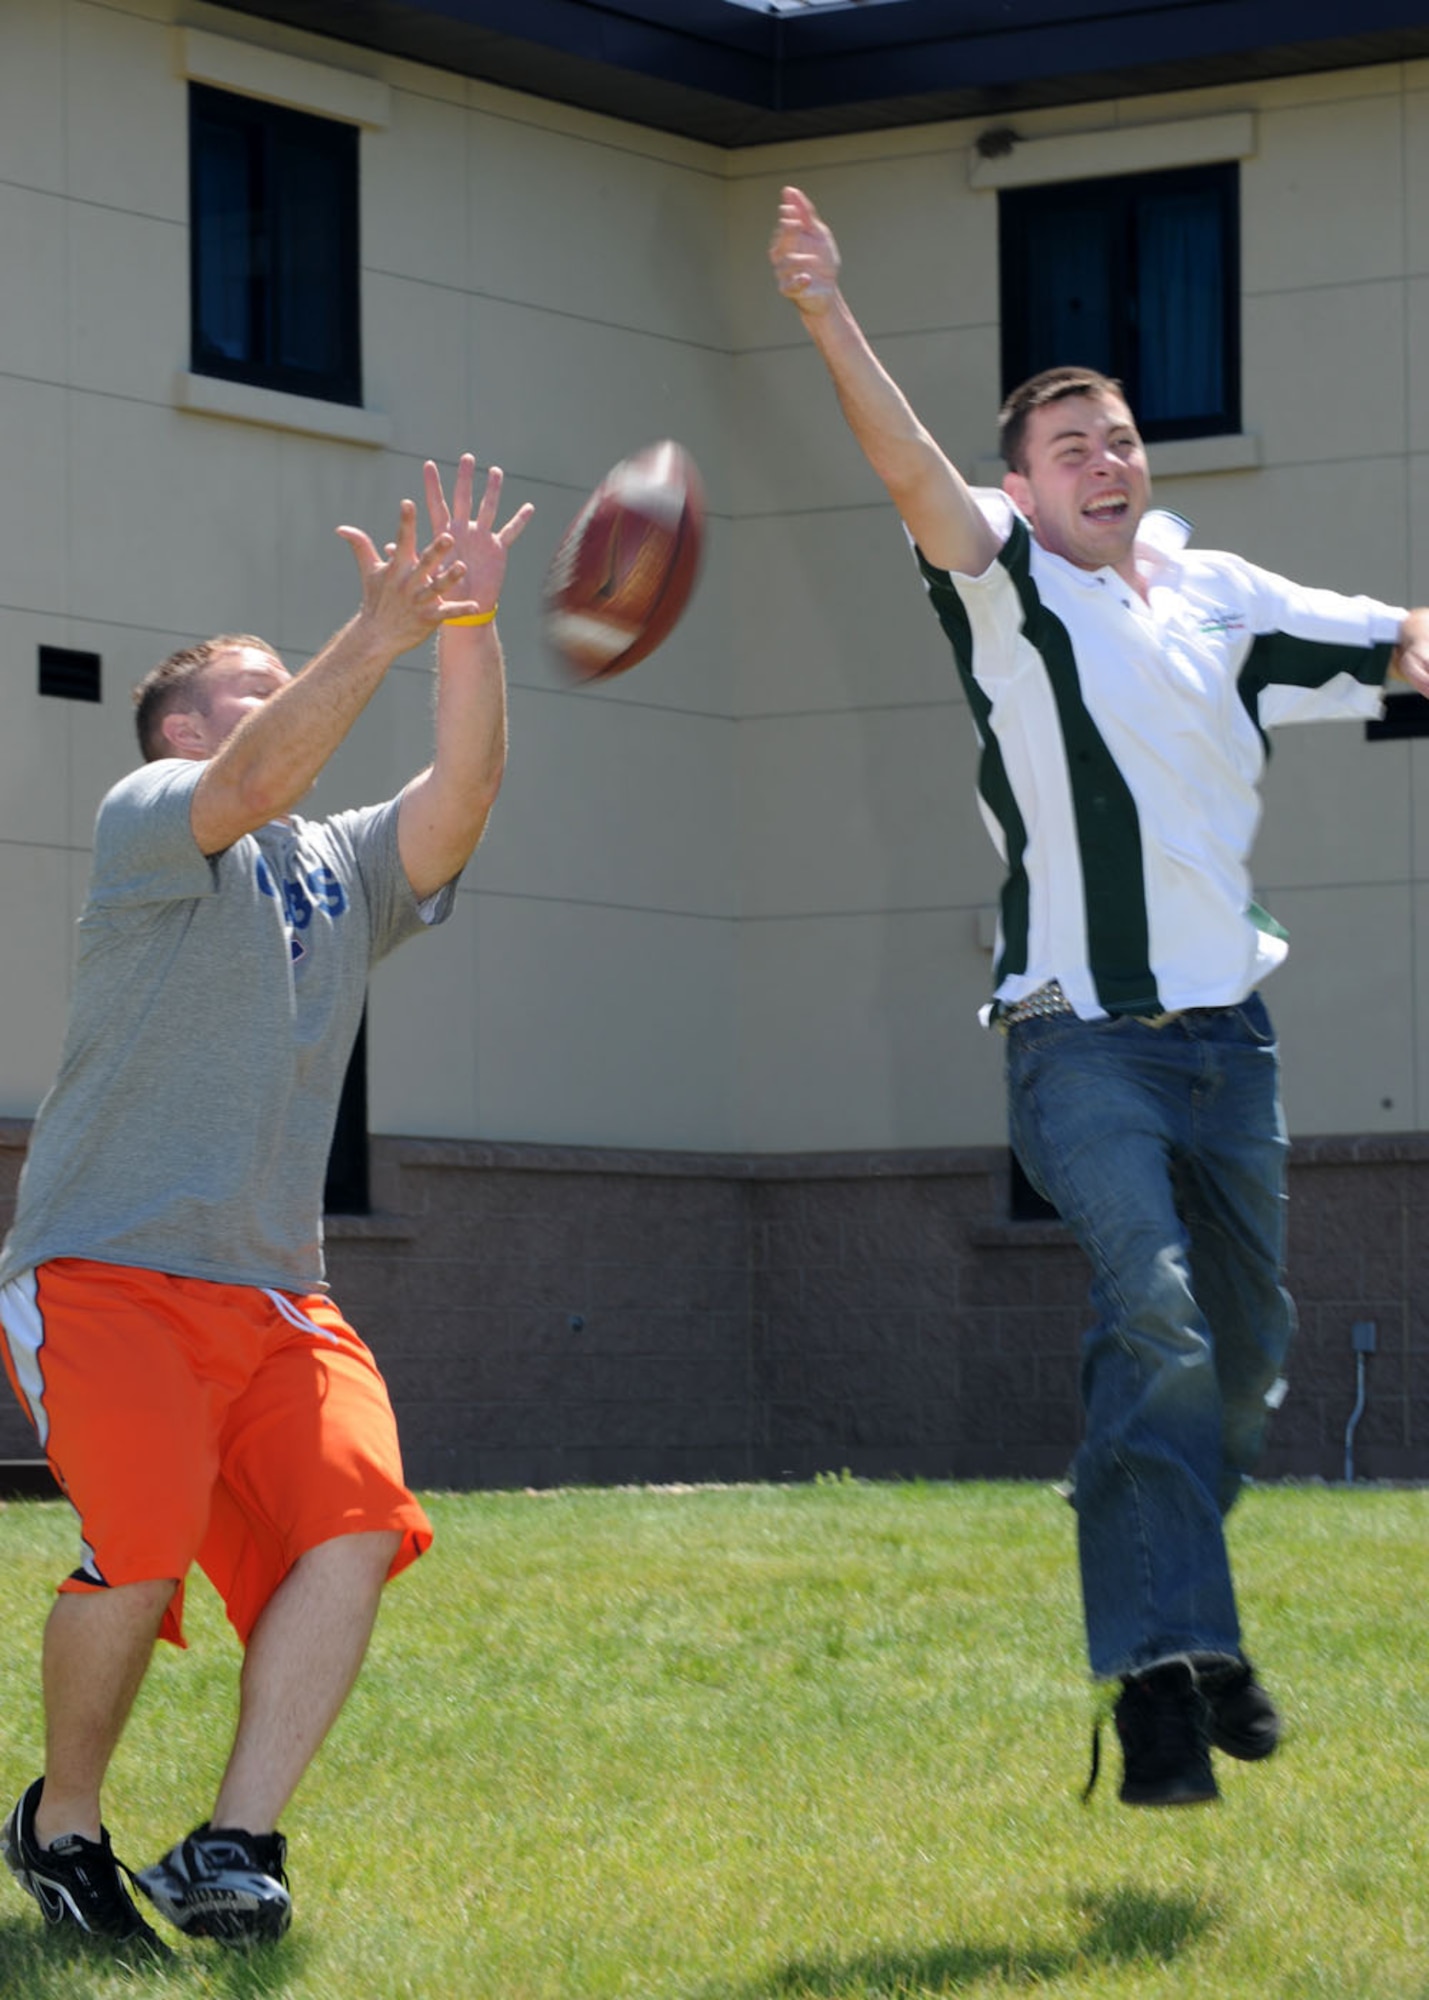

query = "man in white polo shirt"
[770,184,1429,1806]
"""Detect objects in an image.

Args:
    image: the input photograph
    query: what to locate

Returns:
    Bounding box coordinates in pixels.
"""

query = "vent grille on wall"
[39,646,102,703]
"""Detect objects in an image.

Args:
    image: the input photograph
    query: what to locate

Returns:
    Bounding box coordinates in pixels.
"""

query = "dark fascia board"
[218,1,1429,145]
[782,0,1429,110]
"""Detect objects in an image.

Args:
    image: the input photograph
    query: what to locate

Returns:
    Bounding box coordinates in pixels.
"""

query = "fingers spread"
[423,460,452,535]
[452,452,477,526]
[336,524,380,569]
[472,464,504,533]
[416,528,456,579]
[391,494,422,566]
[497,501,536,549]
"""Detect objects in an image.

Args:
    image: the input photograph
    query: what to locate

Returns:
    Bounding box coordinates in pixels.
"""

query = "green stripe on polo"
[917,547,1030,981]
[1000,526,1161,1015]
[1238,632,1394,748]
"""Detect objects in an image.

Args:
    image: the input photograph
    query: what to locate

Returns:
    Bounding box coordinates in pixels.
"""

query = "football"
[542,440,705,681]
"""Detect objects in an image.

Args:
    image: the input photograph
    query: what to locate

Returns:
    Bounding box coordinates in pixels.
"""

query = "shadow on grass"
[201,1927,313,1998]
[0,1913,311,1996]
[1072,1884,1219,1965]
[0,1915,177,1995]
[713,1885,1220,1998]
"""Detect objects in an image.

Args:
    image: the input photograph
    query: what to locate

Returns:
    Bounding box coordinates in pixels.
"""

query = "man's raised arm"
[769,186,999,578]
[190,500,482,857]
[396,455,534,902]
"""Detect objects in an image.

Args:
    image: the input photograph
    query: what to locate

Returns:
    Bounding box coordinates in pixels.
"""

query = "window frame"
[999,160,1241,446]
[188,81,361,408]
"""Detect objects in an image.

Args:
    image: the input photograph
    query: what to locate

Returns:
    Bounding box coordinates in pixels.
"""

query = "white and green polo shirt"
[918,494,1404,1022]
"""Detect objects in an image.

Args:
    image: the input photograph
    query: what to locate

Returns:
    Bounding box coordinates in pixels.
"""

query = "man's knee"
[48,1573,179,1640]
[1082,1248,1219,1436]
[1093,1240,1204,1355]
[295,1527,404,1585]
[57,1573,179,1605]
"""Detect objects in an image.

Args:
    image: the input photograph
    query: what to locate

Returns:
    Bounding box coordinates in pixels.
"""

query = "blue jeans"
[1006,994,1294,1679]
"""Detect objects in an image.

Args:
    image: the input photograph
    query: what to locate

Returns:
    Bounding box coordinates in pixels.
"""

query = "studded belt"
[997,980,1185,1033]
[995,980,1076,1030]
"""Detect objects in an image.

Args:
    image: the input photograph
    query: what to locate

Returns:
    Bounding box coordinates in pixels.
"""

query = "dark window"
[324,1009,370,1215]
[39,646,101,702]
[1010,1151,1059,1224]
[1000,163,1240,444]
[189,84,360,406]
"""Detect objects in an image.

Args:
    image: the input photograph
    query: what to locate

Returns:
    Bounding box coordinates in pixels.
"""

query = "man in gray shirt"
[0,454,531,1958]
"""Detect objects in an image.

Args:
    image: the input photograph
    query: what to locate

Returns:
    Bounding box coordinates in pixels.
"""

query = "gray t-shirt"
[0,759,451,1293]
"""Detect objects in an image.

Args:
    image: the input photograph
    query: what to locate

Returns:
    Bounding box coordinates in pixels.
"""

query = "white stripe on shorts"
[262,1287,340,1344]
[0,1269,49,1449]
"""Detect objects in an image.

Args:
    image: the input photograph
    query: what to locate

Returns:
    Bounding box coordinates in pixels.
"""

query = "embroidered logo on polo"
[1197,609,1246,636]
[254,858,349,963]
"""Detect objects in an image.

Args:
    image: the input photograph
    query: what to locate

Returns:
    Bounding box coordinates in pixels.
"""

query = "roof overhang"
[218,1,1429,145]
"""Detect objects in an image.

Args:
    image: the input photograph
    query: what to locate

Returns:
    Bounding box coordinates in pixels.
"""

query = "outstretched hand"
[423,455,535,627]
[769,185,842,316]
[1392,608,1429,696]
[336,499,477,657]
[335,460,533,655]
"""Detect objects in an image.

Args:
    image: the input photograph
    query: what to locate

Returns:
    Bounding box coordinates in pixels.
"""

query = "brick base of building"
[2,1123,1426,1490]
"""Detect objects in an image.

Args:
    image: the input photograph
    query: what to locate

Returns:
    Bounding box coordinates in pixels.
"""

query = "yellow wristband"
[443,606,497,627]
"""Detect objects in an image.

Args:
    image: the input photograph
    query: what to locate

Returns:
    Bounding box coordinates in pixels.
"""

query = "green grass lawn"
[0,1479,1425,1999]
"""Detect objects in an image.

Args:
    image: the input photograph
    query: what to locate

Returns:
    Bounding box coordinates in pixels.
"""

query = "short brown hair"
[132,635,270,761]
[998,366,1128,474]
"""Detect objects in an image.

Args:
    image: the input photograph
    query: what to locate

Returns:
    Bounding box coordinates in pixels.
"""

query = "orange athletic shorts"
[0,1258,432,1648]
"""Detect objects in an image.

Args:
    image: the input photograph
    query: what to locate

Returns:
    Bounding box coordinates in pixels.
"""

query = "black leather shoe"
[1196,1656,1282,1761]
[1114,1662,1218,1806]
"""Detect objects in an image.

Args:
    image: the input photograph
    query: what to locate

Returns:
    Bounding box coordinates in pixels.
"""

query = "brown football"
[541,440,705,681]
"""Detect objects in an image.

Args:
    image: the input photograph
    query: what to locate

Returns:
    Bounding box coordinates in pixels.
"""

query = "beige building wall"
[0,0,738,1151]
[1,2,1426,1156]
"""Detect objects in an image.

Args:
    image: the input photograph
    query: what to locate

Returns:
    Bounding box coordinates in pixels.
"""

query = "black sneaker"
[1113,1661,1219,1806]
[1196,1655,1282,1761]
[2,1777,172,1960]
[136,1823,291,1946]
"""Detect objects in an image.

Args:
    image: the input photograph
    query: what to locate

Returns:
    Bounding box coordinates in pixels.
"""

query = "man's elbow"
[399,785,501,899]
[235,770,299,828]
[191,767,294,853]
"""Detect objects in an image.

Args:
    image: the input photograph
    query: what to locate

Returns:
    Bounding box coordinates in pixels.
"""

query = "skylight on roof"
[722,0,908,14]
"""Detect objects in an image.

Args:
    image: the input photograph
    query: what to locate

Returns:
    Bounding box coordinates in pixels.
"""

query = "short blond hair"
[132,635,270,761]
